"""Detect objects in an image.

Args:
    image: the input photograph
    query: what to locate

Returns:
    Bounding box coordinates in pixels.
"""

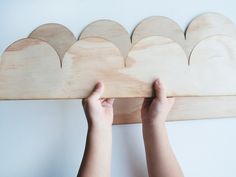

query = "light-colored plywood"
[1,35,236,99]
[0,38,62,99]
[122,35,236,96]
[29,23,77,62]
[185,12,236,56]
[132,16,185,46]
[186,13,236,43]
[1,13,236,125]
[114,13,236,124]
[132,13,236,57]
[79,14,235,123]
[114,96,236,124]
[80,20,131,57]
[62,37,130,98]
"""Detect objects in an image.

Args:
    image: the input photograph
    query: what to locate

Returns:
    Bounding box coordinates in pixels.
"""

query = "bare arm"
[77,82,114,177]
[141,79,184,177]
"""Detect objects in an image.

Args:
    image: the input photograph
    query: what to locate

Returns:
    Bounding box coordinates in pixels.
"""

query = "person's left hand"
[82,82,114,129]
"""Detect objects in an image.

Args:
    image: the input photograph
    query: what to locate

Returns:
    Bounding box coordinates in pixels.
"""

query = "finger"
[82,98,86,106]
[154,79,166,101]
[88,82,104,100]
[142,98,152,109]
[100,98,105,102]
[105,98,115,105]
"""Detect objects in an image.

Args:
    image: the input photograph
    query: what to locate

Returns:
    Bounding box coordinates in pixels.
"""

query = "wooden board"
[1,13,236,124]
[1,14,236,98]
[1,35,236,98]
[114,96,236,124]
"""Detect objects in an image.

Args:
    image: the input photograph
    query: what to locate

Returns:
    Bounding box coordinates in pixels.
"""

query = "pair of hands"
[79,79,184,177]
[82,79,175,128]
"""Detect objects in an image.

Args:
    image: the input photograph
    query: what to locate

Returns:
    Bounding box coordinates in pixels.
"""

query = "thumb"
[88,82,104,100]
[154,79,166,101]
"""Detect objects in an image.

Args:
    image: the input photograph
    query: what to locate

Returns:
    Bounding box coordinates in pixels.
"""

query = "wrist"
[88,123,112,132]
[142,119,165,129]
[142,121,166,140]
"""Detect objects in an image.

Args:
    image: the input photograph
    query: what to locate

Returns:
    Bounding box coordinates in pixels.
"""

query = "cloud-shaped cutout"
[1,12,236,100]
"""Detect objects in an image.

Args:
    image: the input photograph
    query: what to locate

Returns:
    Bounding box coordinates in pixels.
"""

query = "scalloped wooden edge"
[1,34,236,99]
[79,19,132,57]
[0,13,236,123]
[29,23,77,62]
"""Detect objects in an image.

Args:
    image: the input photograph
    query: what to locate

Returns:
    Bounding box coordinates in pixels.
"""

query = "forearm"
[143,122,184,177]
[78,126,112,177]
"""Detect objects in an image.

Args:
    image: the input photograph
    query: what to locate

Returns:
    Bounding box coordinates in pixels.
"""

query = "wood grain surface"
[114,96,236,124]
[80,20,131,57]
[29,23,77,62]
[1,13,236,124]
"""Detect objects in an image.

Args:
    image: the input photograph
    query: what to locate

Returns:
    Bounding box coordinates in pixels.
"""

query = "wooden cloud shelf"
[1,12,236,124]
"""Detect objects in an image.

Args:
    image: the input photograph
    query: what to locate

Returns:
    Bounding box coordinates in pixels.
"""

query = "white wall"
[0,0,236,177]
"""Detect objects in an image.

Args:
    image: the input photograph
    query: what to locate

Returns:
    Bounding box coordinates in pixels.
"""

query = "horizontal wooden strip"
[113,96,236,124]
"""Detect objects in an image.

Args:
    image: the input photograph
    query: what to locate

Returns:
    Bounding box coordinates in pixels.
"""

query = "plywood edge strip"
[113,96,236,124]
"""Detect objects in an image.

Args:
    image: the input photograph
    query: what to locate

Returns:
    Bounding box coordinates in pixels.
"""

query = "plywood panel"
[2,35,236,98]
[114,96,236,124]
[1,13,236,124]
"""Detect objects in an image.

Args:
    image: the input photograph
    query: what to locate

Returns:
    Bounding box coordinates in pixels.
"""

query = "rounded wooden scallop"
[132,16,185,46]
[29,23,77,62]
[0,38,62,99]
[189,35,236,95]
[186,12,236,41]
[62,37,126,98]
[185,13,236,55]
[124,36,189,96]
[79,20,131,57]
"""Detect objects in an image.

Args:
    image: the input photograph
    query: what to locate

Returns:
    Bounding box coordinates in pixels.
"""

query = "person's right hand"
[141,79,175,125]
[82,82,114,129]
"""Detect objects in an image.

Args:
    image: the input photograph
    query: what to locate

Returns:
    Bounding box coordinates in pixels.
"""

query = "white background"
[1,0,236,177]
